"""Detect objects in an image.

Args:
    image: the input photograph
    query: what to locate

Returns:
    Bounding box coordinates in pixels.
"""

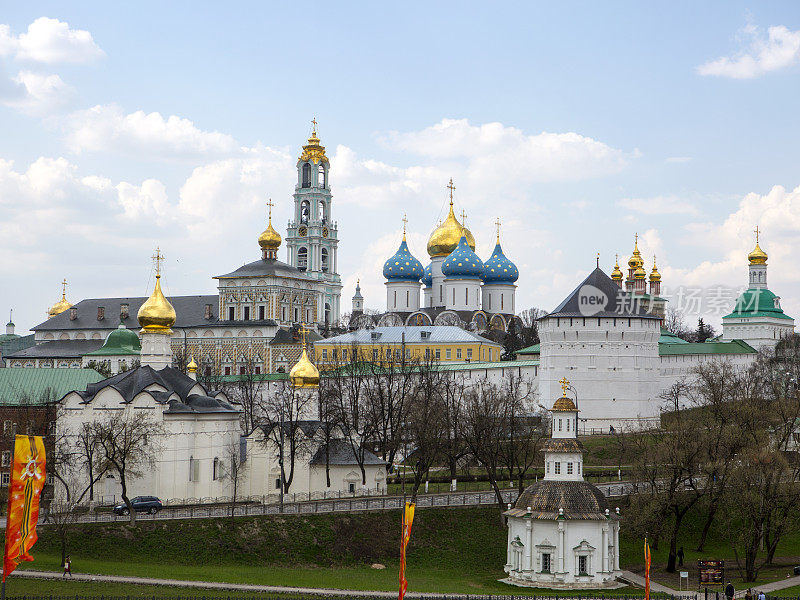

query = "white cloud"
[618,195,701,216]
[697,24,800,79]
[63,104,240,157]
[0,70,73,115]
[116,179,171,219]
[3,17,104,64]
[381,118,630,182]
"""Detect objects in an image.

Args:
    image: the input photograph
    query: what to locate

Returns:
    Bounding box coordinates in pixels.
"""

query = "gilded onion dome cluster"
[442,235,485,279]
[483,235,519,284]
[383,229,424,282]
[426,179,475,258]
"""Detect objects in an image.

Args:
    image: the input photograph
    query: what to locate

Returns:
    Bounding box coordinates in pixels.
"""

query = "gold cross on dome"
[402,213,408,234]
[152,247,165,277]
[299,322,307,349]
[311,117,317,134]
[495,217,501,241]
[460,209,467,227]
[61,278,68,299]
[266,198,274,219]
[559,377,570,397]
[447,178,456,204]
[754,225,760,243]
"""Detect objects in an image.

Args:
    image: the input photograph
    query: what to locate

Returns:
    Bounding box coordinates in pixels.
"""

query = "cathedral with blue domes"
[353,179,519,334]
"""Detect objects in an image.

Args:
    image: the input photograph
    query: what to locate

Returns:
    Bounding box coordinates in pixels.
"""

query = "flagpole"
[1,424,17,600]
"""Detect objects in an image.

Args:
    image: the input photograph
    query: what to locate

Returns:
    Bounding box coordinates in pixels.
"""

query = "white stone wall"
[385,282,421,312]
[443,279,482,311]
[722,317,795,350]
[505,515,621,588]
[430,257,446,309]
[482,284,516,315]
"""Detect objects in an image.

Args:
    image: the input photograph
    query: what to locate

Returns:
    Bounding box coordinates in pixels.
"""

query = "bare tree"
[663,307,691,340]
[92,412,163,524]
[261,381,314,493]
[439,371,469,482]
[232,355,264,434]
[518,307,546,347]
[222,438,248,518]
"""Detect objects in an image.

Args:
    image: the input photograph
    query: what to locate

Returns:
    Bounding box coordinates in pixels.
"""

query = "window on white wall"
[554,462,561,475]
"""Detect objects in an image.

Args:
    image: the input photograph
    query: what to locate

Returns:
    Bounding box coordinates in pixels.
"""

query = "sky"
[2,2,800,334]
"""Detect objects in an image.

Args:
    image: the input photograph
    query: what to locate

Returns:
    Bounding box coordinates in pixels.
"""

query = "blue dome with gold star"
[483,242,519,284]
[442,235,484,279]
[422,263,432,288]
[383,238,424,282]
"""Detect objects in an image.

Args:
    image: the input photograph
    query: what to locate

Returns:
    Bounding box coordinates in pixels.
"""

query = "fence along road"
[32,482,630,526]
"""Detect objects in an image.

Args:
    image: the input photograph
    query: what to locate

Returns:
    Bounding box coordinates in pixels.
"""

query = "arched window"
[324,303,331,324]
[319,200,326,223]
[298,247,308,271]
[318,163,326,188]
[300,200,310,224]
[213,457,219,481]
[321,248,329,272]
[302,163,311,188]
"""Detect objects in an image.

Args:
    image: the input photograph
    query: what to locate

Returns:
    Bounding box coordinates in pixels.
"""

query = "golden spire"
[649,254,661,282]
[187,353,198,374]
[495,218,501,244]
[48,278,73,317]
[611,253,623,281]
[258,198,282,257]
[137,247,176,334]
[299,118,328,164]
[748,225,768,265]
[427,179,475,257]
[289,323,320,388]
[628,232,644,269]
[402,213,408,241]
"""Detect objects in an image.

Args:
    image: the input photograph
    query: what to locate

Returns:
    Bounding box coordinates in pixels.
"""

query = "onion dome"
[48,279,72,317]
[552,396,578,412]
[258,200,281,256]
[422,263,433,288]
[289,326,319,389]
[649,255,661,282]
[628,234,644,269]
[611,255,623,282]
[634,265,646,280]
[483,238,519,284]
[748,230,768,265]
[299,120,328,164]
[187,355,198,374]
[85,323,141,356]
[442,235,484,279]
[138,252,176,334]
[427,180,475,257]
[383,234,424,282]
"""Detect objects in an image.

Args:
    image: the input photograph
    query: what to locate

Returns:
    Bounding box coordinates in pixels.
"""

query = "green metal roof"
[517,344,540,355]
[84,324,141,356]
[659,339,757,356]
[0,368,104,405]
[723,287,793,321]
[658,328,689,344]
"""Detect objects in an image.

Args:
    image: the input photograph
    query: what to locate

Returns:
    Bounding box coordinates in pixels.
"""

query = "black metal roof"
[507,480,610,520]
[269,327,323,346]
[7,339,103,359]
[309,439,386,466]
[544,268,660,320]
[214,258,309,280]
[32,295,220,331]
[68,365,238,414]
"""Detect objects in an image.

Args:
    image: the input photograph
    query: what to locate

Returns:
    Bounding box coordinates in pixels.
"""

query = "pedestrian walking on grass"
[677,546,684,567]
[63,555,72,578]
[758,591,766,600]
[725,582,735,600]
[745,588,753,600]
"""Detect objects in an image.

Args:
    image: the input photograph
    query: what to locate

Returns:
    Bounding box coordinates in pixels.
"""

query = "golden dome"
[289,325,319,388]
[299,119,328,164]
[138,275,176,334]
[649,255,661,282]
[552,396,578,412]
[748,242,768,265]
[634,265,647,280]
[258,199,281,253]
[611,255,623,281]
[187,355,198,374]
[427,180,475,257]
[627,234,644,269]
[48,279,73,317]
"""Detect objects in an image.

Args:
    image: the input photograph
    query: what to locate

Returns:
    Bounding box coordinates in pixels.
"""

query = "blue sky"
[2,2,800,333]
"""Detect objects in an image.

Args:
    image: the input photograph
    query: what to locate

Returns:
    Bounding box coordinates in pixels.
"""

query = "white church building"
[504,379,622,589]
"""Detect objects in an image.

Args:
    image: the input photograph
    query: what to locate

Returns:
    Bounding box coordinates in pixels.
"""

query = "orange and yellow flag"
[398,501,415,600]
[3,435,46,581]
[644,537,651,600]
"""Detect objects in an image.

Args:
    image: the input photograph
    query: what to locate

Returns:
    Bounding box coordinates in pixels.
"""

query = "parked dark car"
[113,496,162,515]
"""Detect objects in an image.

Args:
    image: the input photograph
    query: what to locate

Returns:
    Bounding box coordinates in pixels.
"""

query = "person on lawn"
[63,556,72,577]
[725,582,735,600]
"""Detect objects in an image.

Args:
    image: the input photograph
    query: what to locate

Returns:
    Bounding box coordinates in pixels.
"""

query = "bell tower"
[285,120,342,326]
